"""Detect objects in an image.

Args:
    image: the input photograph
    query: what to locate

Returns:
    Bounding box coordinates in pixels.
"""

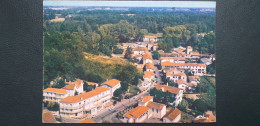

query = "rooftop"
[145,62,154,69]
[43,88,67,94]
[143,52,153,60]
[156,84,180,95]
[65,79,83,88]
[42,111,57,123]
[138,95,153,103]
[59,87,110,103]
[101,79,120,87]
[132,47,148,52]
[147,101,165,110]
[143,71,155,78]
[161,61,206,67]
[164,108,181,121]
[80,119,96,123]
[123,106,150,119]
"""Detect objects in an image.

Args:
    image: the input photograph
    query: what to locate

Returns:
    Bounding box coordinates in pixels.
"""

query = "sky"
[43,1,216,8]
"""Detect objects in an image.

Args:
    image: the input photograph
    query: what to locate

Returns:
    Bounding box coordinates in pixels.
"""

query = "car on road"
[109,106,115,111]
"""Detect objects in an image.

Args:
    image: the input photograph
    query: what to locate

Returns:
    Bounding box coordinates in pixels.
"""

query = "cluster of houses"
[122,95,182,123]
[43,79,121,119]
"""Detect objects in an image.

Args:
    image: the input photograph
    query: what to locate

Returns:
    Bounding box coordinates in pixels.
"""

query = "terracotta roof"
[165,108,181,121]
[101,79,120,87]
[138,95,153,103]
[192,52,200,56]
[188,76,200,81]
[87,82,98,86]
[132,47,148,52]
[65,79,83,88]
[123,106,150,119]
[187,46,192,49]
[143,52,153,60]
[62,84,75,90]
[144,35,157,39]
[156,84,180,95]
[176,80,194,87]
[166,72,186,77]
[59,87,110,103]
[43,88,67,94]
[161,61,206,67]
[143,71,155,78]
[194,111,216,123]
[80,119,96,123]
[42,111,57,123]
[160,57,185,61]
[145,63,154,69]
[147,101,165,110]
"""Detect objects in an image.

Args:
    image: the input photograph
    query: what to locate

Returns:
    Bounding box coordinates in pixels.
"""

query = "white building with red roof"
[156,84,183,106]
[43,88,69,102]
[101,79,121,97]
[163,108,182,123]
[63,79,84,96]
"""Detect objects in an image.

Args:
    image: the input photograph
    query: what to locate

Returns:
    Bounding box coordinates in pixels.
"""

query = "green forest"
[44,8,215,88]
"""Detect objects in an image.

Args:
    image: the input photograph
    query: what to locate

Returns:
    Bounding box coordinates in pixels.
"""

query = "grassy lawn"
[179,112,193,123]
[129,85,140,95]
[206,76,216,87]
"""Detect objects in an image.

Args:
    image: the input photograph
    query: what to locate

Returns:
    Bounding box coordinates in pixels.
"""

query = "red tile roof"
[165,108,181,121]
[123,106,150,119]
[80,119,96,123]
[156,84,180,95]
[138,95,153,103]
[43,88,67,94]
[132,47,148,52]
[147,101,165,110]
[160,57,186,61]
[166,72,186,77]
[101,79,120,87]
[62,84,75,90]
[143,71,155,78]
[65,79,83,88]
[161,61,206,67]
[145,62,154,69]
[143,52,153,60]
[59,87,110,103]
[42,111,57,123]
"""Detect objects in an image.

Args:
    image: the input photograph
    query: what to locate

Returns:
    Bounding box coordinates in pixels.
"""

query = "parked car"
[109,106,115,111]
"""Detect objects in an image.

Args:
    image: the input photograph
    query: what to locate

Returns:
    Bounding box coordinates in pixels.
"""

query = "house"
[132,47,148,55]
[156,84,183,106]
[146,101,166,119]
[166,72,187,83]
[143,36,158,43]
[188,76,200,86]
[42,110,57,123]
[59,87,111,118]
[101,79,121,97]
[143,52,153,64]
[142,72,155,89]
[138,95,154,106]
[163,108,182,123]
[161,62,206,76]
[145,62,154,72]
[194,111,216,123]
[160,57,186,63]
[63,79,84,96]
[200,58,212,65]
[123,106,152,123]
[177,80,195,92]
[43,88,69,102]
[80,119,96,123]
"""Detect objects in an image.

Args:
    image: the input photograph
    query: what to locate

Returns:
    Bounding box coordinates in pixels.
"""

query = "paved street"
[153,60,163,84]
[93,90,149,123]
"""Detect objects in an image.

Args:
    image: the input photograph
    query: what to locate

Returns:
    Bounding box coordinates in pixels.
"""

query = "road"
[153,60,163,84]
[93,60,161,123]
[93,90,149,123]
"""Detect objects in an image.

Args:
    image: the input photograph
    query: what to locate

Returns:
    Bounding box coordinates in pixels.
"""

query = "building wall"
[43,92,69,102]
[163,114,181,123]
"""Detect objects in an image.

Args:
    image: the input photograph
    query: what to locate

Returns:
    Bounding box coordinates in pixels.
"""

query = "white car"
[109,106,115,111]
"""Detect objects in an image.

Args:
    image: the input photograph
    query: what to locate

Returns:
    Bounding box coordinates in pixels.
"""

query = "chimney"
[162,87,164,92]
[167,82,168,86]
[80,97,83,100]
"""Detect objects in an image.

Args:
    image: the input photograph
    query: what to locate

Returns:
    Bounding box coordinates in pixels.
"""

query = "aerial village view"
[42,1,216,123]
